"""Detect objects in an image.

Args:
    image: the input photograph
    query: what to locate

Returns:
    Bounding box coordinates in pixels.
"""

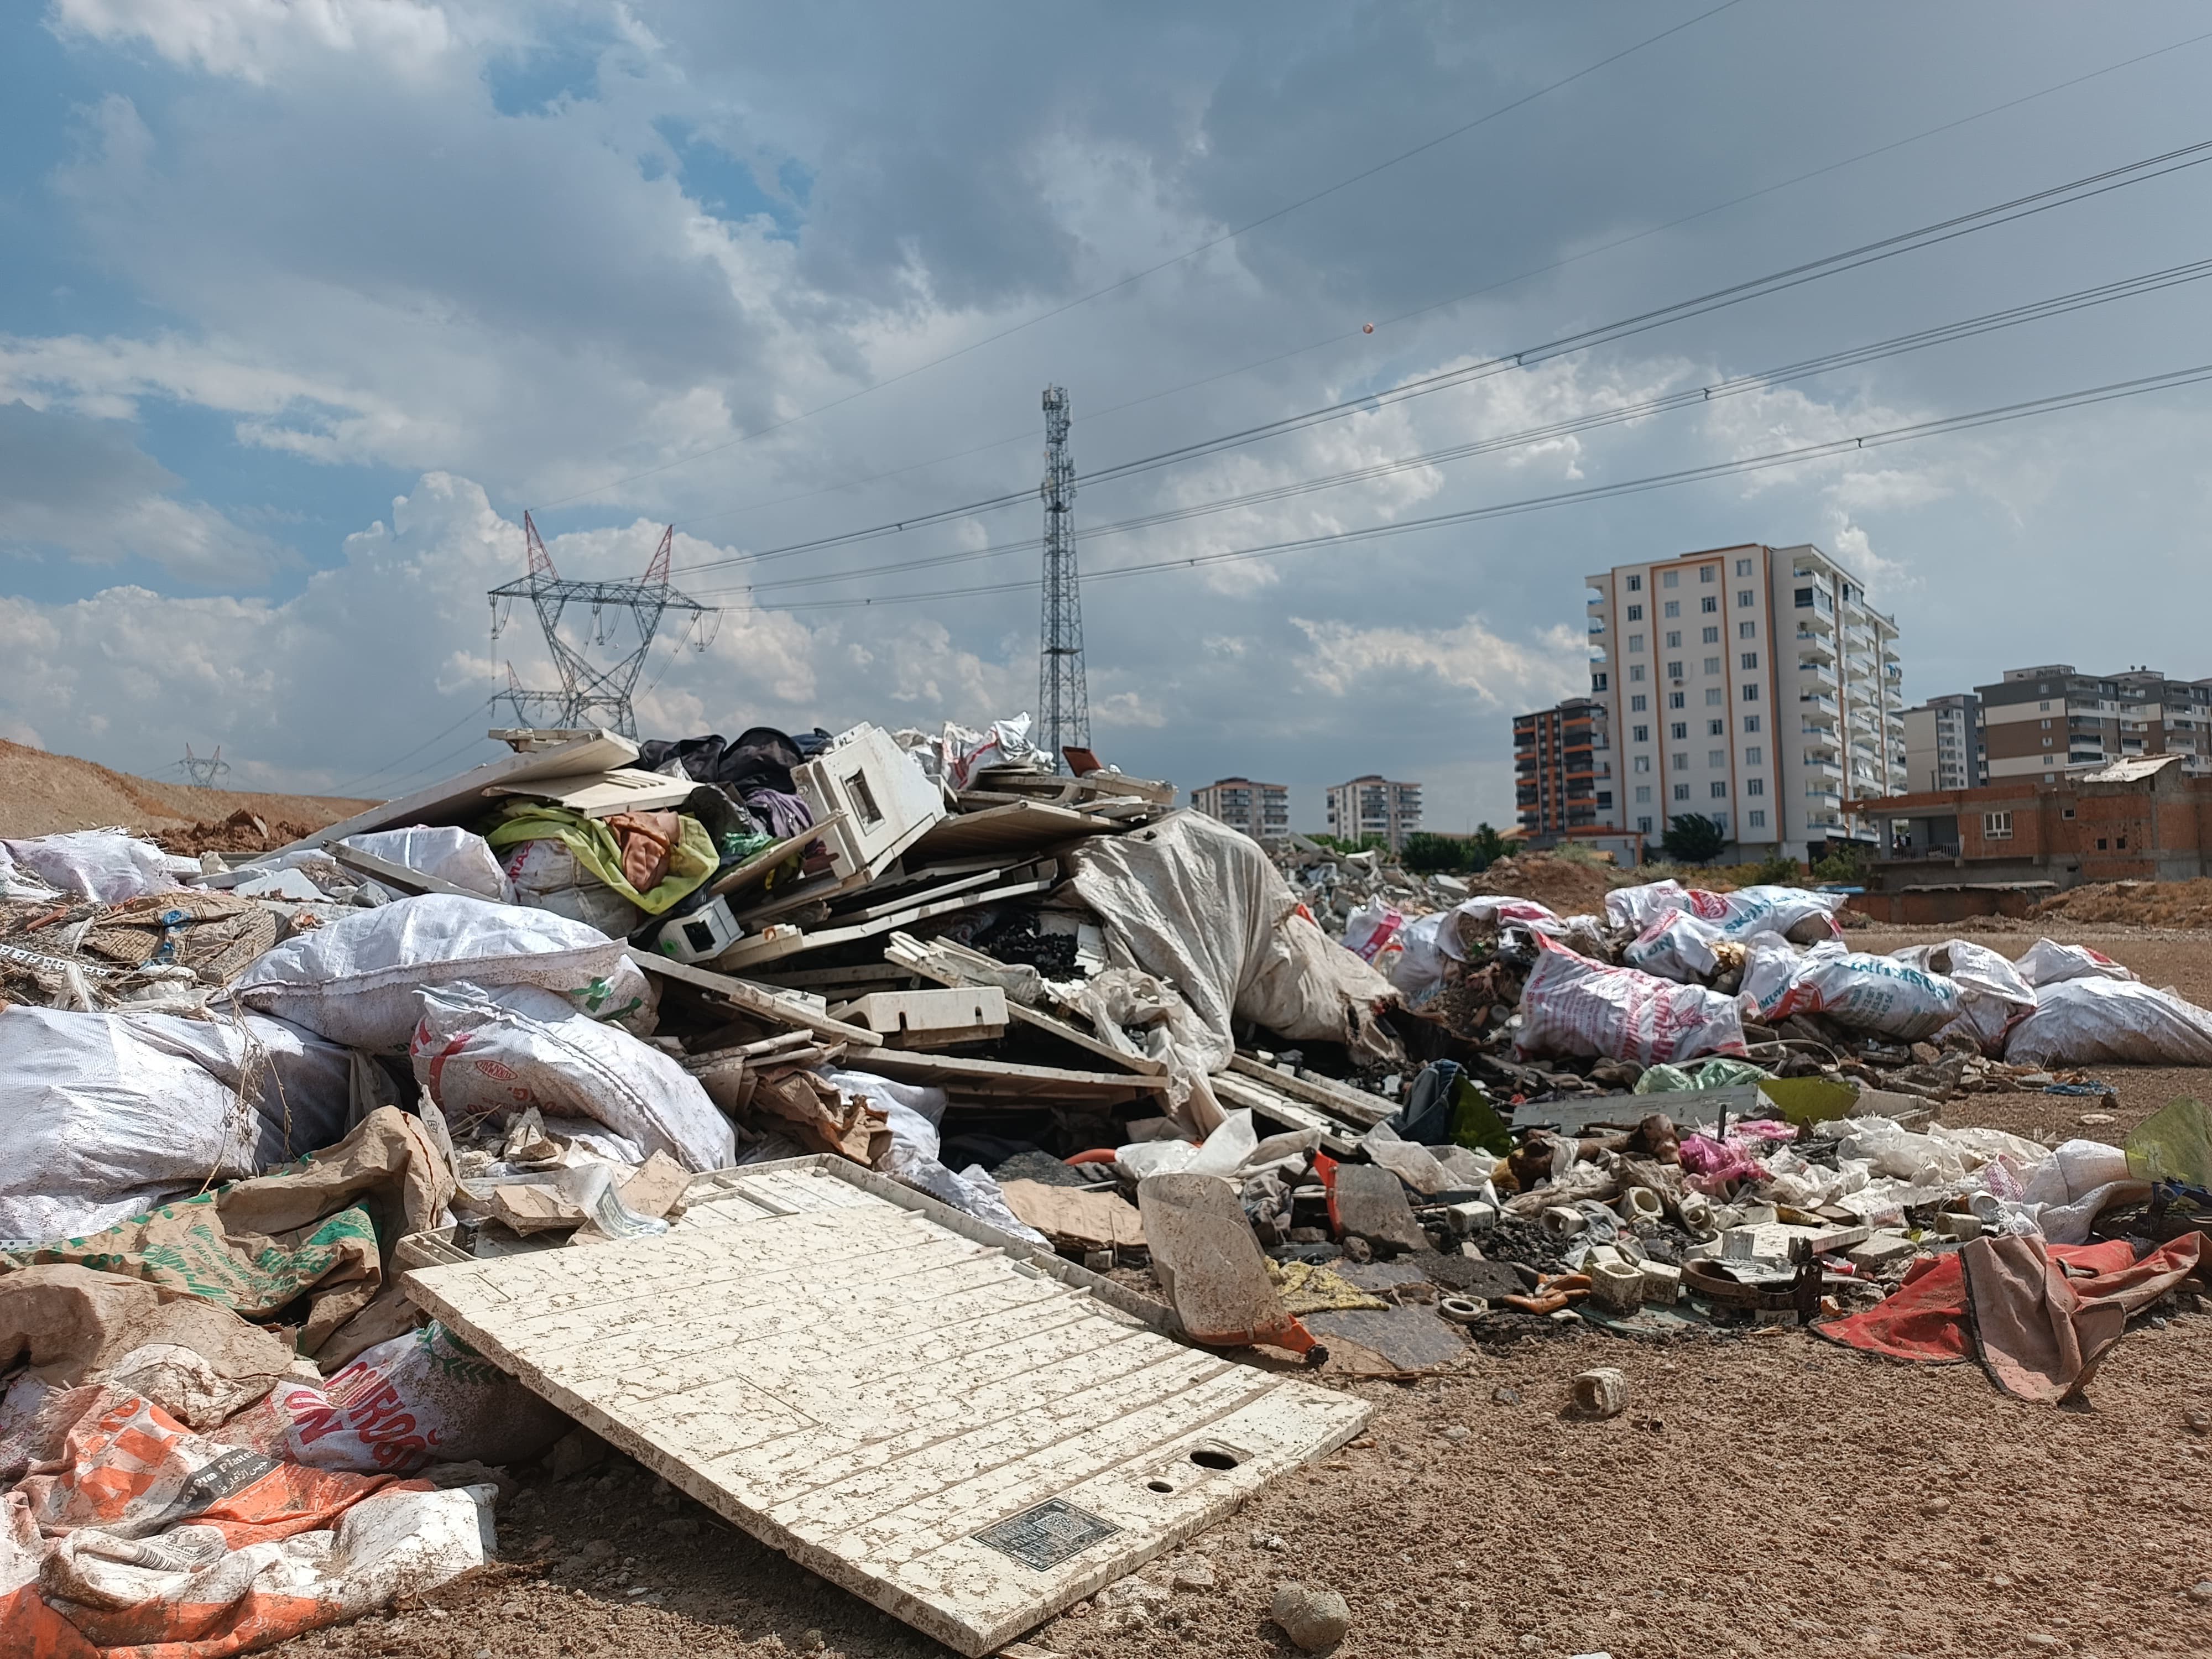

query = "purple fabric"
[742,788,813,840]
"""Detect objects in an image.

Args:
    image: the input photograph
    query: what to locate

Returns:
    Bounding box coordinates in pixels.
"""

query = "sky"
[3,0,2210,831]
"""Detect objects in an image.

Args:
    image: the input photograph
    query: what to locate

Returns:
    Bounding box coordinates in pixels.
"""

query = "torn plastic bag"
[215,1319,566,1476]
[2013,937,2138,988]
[1514,935,1747,1065]
[338,826,512,902]
[409,982,732,1171]
[1681,884,1847,942]
[1067,810,1401,1077]
[1340,900,1406,966]
[499,836,646,937]
[228,893,654,1052]
[1741,939,1962,1040]
[1389,1059,1511,1156]
[0,1008,356,1246]
[0,830,187,905]
[2004,976,2212,1066]
[938,713,1047,792]
[1622,908,1725,983]
[825,1068,1047,1245]
[1886,938,2036,1053]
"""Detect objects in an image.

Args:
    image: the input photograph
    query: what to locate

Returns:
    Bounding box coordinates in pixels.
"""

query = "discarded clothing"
[482,802,716,915]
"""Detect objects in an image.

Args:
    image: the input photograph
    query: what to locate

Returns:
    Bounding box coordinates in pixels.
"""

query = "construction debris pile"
[2,718,2209,1656]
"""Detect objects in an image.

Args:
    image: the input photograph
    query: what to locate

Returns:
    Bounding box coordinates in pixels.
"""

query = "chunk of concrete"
[1332,1165,1426,1256]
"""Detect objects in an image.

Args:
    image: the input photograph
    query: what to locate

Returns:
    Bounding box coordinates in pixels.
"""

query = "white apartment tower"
[1583,543,1904,859]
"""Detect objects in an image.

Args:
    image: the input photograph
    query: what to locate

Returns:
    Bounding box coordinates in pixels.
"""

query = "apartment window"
[1749,808,1766,828]
[1662,571,1679,588]
[1983,811,2013,841]
[1663,601,1681,619]
[1635,785,1651,804]
[1708,719,1725,737]
[1667,661,1684,680]
[1668,691,1686,709]
[1626,575,1642,591]
[1671,752,1689,770]
[1708,750,1726,768]
[1703,656,1721,675]
[1590,671,1608,692]
[1702,626,1719,645]
[1745,745,1762,765]
[2038,700,2049,711]
[2117,836,2128,849]
[1632,724,1650,743]
[1705,687,1724,706]
[1626,603,1643,621]
[1738,589,1755,608]
[1735,557,1752,576]
[1739,621,1756,639]
[1627,634,1645,652]
[1596,791,1612,808]
[1746,778,1765,796]
[1741,652,1760,671]
[1638,816,1653,832]
[2040,718,2052,729]
[1630,693,1647,712]
[1672,784,1691,802]
[1700,565,1716,583]
[1742,685,1760,702]
[1793,587,1814,608]
[2062,807,2075,819]
[1668,721,1686,740]
[1633,756,1650,773]
[2095,837,2107,851]
[1701,596,1718,614]
[1630,664,1645,682]
[2042,737,2053,748]
[1710,781,1728,799]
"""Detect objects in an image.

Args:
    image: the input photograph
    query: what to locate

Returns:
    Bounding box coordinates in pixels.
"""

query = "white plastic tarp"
[409,983,734,1171]
[0,831,187,905]
[340,826,512,902]
[1068,810,1401,1077]
[228,893,653,1052]
[2004,976,2212,1066]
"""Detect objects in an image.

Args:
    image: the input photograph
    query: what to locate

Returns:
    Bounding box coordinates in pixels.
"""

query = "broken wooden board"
[852,1049,1166,1104]
[403,1159,1369,1657]
[828,987,1010,1049]
[627,949,881,1047]
[1228,1055,1392,1129]
[884,932,1167,1078]
[907,801,1119,863]
[1206,1071,1358,1156]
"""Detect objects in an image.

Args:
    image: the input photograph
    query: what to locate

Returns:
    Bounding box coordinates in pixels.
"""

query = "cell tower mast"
[488,513,719,739]
[1037,385,1089,773]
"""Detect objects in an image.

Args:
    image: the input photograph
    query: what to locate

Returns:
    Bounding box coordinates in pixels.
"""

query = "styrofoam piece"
[796,724,948,889]
[402,1157,1369,1657]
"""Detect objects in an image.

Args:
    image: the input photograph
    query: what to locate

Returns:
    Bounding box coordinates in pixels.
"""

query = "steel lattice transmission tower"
[488,512,719,739]
[1037,384,1089,773]
[175,744,229,786]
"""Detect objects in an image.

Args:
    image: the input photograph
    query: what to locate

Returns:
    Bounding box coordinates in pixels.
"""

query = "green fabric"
[1447,1071,1514,1157]
[484,804,717,914]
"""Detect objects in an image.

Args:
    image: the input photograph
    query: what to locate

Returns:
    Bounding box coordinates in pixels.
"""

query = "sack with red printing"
[213,1320,566,1477]
[1621,908,1726,983]
[1741,940,1962,1040]
[1515,936,1748,1065]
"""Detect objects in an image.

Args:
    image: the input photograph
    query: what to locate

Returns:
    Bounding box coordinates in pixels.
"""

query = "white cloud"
[1290,613,1587,707]
[49,0,471,84]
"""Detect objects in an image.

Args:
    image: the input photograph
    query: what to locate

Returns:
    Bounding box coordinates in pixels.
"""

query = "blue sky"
[4,1,2210,827]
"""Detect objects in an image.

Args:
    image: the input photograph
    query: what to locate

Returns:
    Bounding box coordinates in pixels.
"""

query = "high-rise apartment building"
[1190,776,1290,841]
[1512,697,1611,840]
[1324,776,1423,850]
[1901,693,1984,793]
[1584,542,1903,858]
[1978,665,2212,782]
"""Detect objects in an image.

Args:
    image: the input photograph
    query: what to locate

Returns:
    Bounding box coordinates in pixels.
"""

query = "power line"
[676,360,2212,617]
[684,252,2212,599]
[320,696,499,799]
[660,24,2212,553]
[670,137,2212,584]
[531,2,1747,511]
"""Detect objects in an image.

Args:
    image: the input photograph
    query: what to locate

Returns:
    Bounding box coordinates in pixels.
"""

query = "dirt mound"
[2032,878,2212,930]
[1474,852,1622,918]
[152,808,333,856]
[0,738,372,841]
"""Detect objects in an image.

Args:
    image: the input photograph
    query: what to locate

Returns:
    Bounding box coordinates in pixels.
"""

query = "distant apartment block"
[1901,692,1985,793]
[1977,664,2212,784]
[1325,775,1422,850]
[1190,776,1290,841]
[1513,696,1611,840]
[1584,542,1904,859]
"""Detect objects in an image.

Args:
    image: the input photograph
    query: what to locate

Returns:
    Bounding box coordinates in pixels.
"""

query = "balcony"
[1800,690,1838,713]
[1796,609,1836,637]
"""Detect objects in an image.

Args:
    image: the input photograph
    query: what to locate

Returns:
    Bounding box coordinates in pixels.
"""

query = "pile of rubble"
[2,718,2209,1657]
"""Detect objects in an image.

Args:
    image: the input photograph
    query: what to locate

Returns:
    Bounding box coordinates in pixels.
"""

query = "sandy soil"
[272,924,2212,1659]
[0,738,369,838]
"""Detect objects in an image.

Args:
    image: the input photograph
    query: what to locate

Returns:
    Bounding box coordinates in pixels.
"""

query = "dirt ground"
[272,923,2212,1659]
[0,737,368,838]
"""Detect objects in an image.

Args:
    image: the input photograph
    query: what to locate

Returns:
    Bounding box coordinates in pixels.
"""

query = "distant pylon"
[176,744,229,786]
[1037,385,1089,774]
[488,513,719,739]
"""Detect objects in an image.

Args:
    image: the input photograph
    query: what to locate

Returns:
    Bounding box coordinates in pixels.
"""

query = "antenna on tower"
[176,744,230,787]
[489,512,717,739]
[1037,385,1089,774]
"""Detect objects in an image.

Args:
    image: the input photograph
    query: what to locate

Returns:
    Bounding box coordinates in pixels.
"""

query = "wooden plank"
[483,767,696,817]
[884,932,1167,1078]
[628,948,881,1046]
[854,1049,1166,1104]
[829,864,1011,922]
[276,729,639,855]
[1207,1072,1360,1156]
[403,1159,1369,1658]
[325,843,490,900]
[754,962,919,990]
[1228,1054,1392,1128]
[713,875,1058,972]
[907,801,1117,863]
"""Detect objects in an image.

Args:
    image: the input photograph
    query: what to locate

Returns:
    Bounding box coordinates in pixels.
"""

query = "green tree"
[1467,822,1511,870]
[1661,812,1728,865]
[1399,832,1468,873]
[1809,842,1874,884]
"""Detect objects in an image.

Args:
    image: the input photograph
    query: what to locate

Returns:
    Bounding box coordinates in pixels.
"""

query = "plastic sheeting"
[1886,938,2036,1053]
[338,827,510,902]
[228,894,653,1052]
[821,1068,1048,1246]
[0,830,186,905]
[1068,811,1401,1079]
